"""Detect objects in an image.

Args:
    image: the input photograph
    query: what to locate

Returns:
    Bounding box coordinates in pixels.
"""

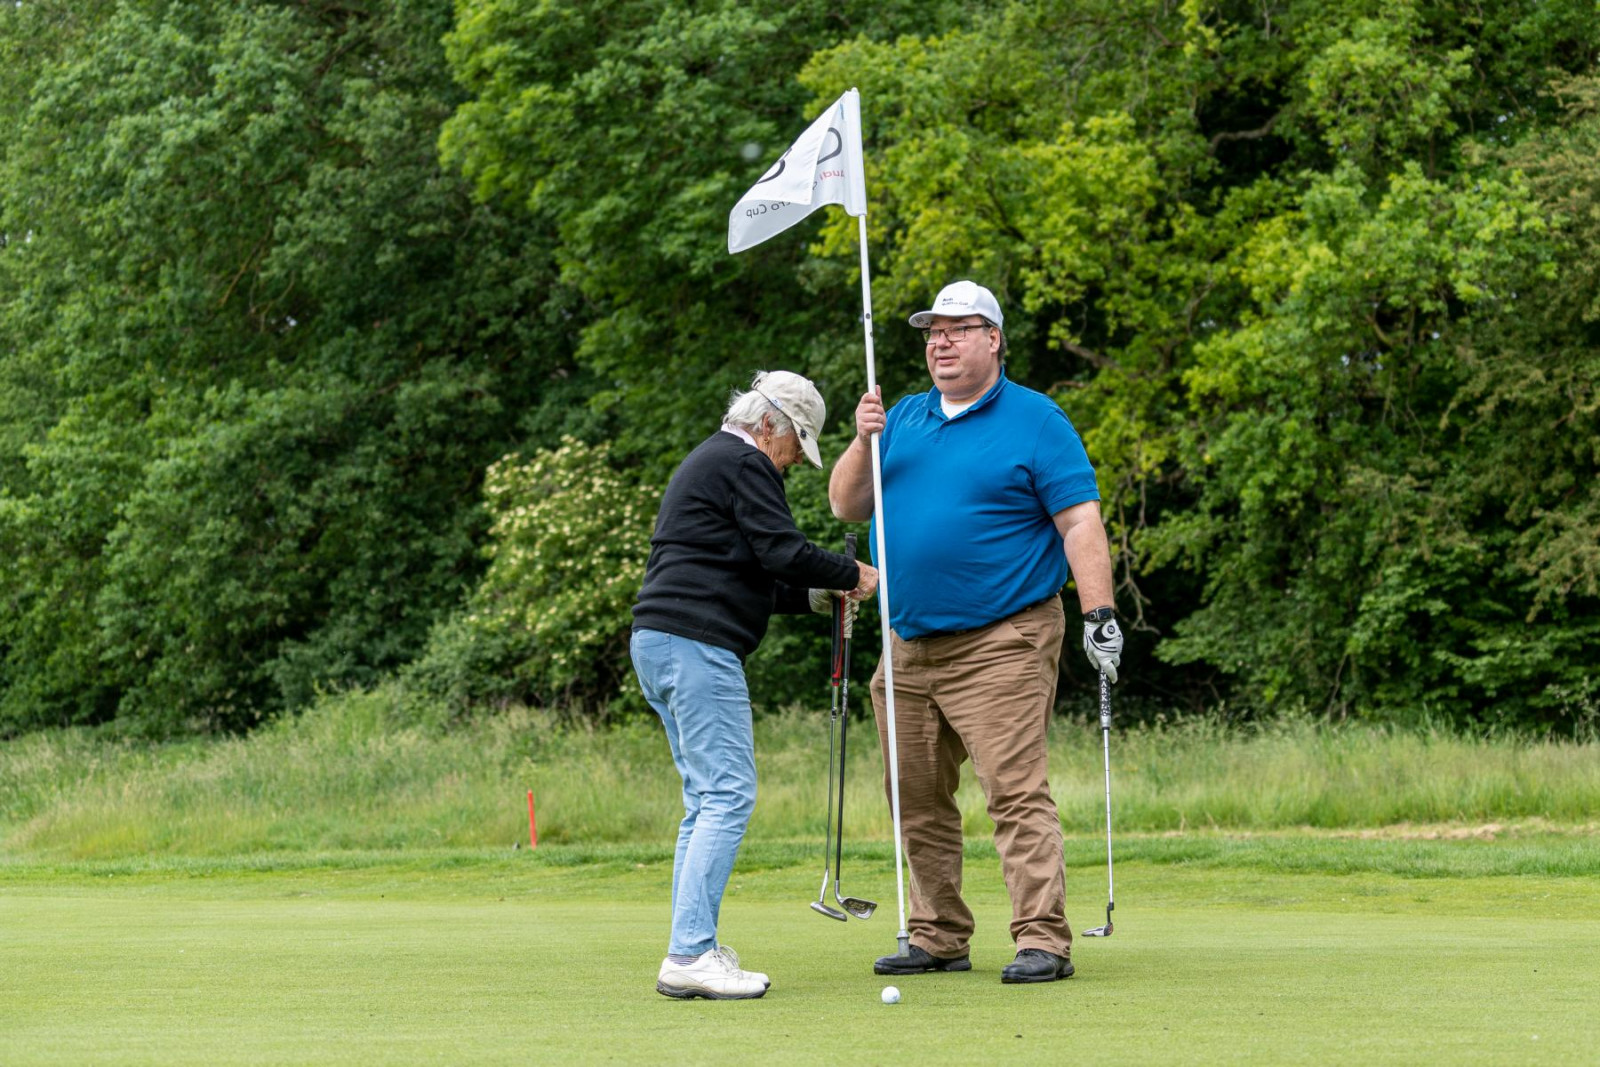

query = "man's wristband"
[1083,606,1116,624]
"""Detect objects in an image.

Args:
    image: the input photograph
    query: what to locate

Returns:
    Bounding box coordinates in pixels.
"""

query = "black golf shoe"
[1000,948,1075,984]
[872,944,971,975]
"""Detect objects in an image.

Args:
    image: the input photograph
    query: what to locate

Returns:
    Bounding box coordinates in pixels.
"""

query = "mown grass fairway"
[4,835,1597,1066]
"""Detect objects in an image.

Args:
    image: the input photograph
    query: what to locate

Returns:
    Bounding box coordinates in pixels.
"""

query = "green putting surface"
[3,843,1597,1065]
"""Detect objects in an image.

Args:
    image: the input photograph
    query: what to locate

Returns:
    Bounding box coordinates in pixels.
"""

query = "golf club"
[831,537,877,920]
[810,555,850,922]
[1082,669,1115,937]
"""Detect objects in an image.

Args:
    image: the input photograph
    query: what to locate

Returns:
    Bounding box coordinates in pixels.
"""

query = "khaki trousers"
[870,596,1071,959]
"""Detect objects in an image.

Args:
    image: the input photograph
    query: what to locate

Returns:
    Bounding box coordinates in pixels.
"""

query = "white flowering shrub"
[407,437,655,716]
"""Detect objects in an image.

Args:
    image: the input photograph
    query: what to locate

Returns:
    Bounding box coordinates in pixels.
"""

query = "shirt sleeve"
[1032,406,1100,514]
[730,455,858,590]
[879,392,913,456]
[772,581,814,615]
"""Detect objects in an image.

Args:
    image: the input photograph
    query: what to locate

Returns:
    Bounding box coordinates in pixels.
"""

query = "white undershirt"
[940,394,979,419]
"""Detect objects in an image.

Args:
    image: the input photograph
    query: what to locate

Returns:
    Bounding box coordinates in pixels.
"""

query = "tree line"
[2,0,1596,737]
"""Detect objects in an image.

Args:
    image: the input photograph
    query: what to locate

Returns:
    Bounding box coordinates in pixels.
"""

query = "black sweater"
[632,431,859,659]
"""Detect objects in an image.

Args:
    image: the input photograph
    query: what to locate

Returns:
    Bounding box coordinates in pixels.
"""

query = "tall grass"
[3,686,1597,860]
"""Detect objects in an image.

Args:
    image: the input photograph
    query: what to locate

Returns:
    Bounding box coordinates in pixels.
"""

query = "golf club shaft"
[816,599,843,906]
[1100,670,1115,914]
[835,534,855,888]
[837,682,850,869]
[818,705,838,902]
[835,646,855,904]
[828,535,879,919]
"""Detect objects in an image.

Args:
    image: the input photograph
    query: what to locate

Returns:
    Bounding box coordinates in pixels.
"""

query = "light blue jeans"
[630,629,758,958]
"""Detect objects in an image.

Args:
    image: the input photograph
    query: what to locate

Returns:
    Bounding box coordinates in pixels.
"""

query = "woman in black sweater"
[633,370,878,1000]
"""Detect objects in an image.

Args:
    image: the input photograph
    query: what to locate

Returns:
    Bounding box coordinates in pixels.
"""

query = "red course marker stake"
[527,790,538,850]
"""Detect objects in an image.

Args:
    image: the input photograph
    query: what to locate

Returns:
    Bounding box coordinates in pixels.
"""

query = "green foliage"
[438,0,975,477]
[790,0,1600,727]
[407,438,656,716]
[1148,161,1559,718]
[0,1,565,733]
[3,0,1599,733]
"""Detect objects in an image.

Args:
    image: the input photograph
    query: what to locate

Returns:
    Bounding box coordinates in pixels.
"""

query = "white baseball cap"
[751,370,826,469]
[908,280,1004,329]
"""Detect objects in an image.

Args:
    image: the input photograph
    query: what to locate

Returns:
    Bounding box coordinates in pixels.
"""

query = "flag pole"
[725,86,909,954]
[854,204,911,960]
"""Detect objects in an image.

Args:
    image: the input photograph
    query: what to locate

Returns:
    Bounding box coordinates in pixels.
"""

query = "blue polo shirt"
[870,372,1099,639]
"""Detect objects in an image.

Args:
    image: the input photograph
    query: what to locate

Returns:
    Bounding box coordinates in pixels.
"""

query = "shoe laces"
[711,945,742,974]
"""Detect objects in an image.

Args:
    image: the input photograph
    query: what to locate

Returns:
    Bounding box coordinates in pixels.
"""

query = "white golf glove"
[808,588,856,638]
[1083,609,1123,684]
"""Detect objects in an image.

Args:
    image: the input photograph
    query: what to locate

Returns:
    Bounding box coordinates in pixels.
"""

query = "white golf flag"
[728,89,867,254]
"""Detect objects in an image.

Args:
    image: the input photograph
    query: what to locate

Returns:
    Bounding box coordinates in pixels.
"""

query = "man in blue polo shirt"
[829,279,1123,984]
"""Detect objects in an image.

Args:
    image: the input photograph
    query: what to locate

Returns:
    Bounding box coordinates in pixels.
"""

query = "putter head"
[810,901,848,922]
[1081,904,1114,937]
[840,895,877,920]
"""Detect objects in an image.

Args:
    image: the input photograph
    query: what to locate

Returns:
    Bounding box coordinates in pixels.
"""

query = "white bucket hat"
[751,370,825,469]
[908,280,1004,329]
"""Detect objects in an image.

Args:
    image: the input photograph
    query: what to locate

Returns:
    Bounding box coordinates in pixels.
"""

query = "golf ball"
[881,985,901,1005]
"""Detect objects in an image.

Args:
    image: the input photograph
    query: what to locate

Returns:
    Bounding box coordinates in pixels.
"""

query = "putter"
[810,565,849,922]
[831,553,877,921]
[1082,670,1116,937]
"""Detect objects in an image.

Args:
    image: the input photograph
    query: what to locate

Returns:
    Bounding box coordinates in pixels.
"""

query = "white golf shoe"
[719,945,769,990]
[656,945,769,1000]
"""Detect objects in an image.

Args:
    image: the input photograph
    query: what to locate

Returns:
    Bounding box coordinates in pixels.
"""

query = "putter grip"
[845,532,857,557]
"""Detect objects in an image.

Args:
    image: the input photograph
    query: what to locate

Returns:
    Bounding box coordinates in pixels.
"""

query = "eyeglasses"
[922,323,990,345]
[752,384,809,442]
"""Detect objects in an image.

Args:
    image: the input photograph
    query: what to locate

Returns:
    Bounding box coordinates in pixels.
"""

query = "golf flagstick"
[725,87,909,954]
[848,144,910,959]
[859,267,911,956]
[1082,670,1115,937]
